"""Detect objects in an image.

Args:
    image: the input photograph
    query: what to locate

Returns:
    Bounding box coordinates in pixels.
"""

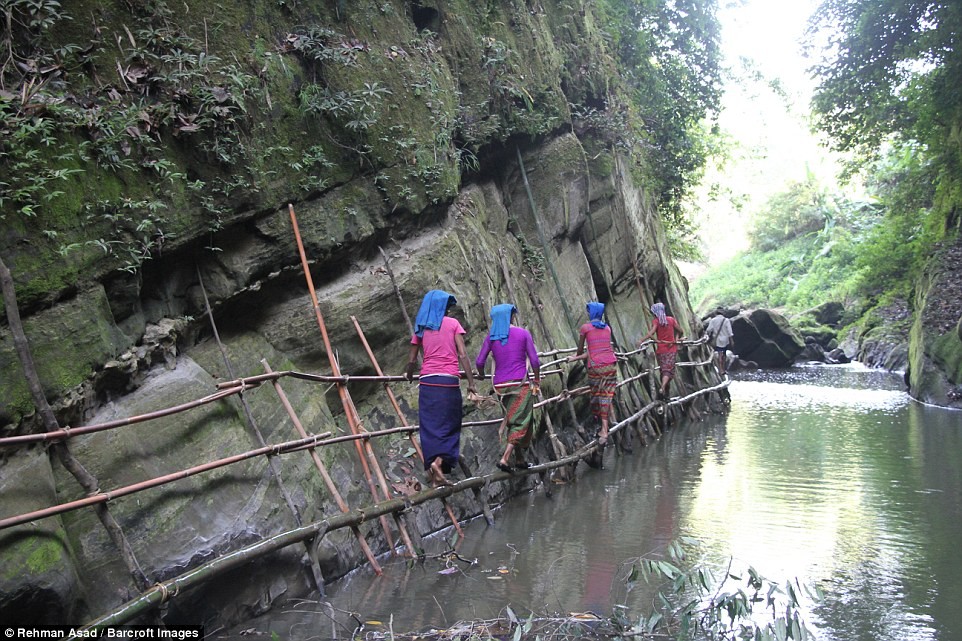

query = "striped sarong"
[494,380,535,448]
[657,351,677,380]
[587,363,617,422]
[418,374,462,473]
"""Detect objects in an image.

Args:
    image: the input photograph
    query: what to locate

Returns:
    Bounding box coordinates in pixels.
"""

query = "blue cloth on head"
[414,289,456,337]
[587,301,607,329]
[651,302,667,326]
[489,304,516,345]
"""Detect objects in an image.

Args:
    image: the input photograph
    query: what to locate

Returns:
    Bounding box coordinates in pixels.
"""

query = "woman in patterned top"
[568,301,617,446]
[639,302,684,400]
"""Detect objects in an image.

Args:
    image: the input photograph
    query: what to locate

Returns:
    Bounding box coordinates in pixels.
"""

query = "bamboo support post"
[379,245,414,333]
[516,148,578,343]
[350,316,422,461]
[339,381,419,556]
[288,203,400,555]
[260,360,383,575]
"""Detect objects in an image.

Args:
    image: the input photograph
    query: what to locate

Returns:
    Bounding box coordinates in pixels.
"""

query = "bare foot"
[430,459,452,486]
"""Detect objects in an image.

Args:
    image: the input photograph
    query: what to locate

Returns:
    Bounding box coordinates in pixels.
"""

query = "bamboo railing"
[0,203,731,634]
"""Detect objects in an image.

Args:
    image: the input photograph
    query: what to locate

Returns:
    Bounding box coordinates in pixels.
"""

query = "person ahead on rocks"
[475,304,541,473]
[639,302,684,400]
[405,289,477,488]
[568,301,617,446]
[705,307,735,376]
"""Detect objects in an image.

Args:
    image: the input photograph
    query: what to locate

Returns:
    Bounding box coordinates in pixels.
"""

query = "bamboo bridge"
[0,205,731,634]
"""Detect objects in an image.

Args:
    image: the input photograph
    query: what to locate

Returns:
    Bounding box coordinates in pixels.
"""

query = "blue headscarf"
[489,304,516,345]
[587,301,607,329]
[414,289,456,337]
[651,302,668,326]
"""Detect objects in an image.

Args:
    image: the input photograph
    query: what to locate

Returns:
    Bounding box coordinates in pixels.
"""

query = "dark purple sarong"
[418,374,463,473]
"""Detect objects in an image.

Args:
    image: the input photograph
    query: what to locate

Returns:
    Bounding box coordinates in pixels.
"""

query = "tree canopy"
[807,0,962,158]
[597,0,723,236]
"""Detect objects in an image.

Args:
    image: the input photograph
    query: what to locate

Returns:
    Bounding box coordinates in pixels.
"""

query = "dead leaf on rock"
[391,476,422,496]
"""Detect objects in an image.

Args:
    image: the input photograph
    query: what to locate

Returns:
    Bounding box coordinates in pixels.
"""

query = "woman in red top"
[568,301,617,446]
[639,302,684,400]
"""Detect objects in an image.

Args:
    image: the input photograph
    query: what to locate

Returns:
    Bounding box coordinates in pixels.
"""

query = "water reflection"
[227,365,962,641]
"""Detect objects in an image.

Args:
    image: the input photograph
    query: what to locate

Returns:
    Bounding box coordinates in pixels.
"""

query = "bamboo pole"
[337,374,418,556]
[516,148,578,343]
[287,203,398,554]
[261,360,383,575]
[350,317,422,461]
[0,386,245,447]
[214,371,410,390]
[0,430,332,530]
[379,246,414,332]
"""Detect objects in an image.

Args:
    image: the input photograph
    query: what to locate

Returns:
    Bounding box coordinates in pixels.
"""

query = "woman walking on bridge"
[568,301,617,446]
[639,302,684,400]
[475,304,541,473]
[405,290,477,488]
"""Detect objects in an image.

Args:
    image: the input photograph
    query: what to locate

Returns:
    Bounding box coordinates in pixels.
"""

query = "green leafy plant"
[623,539,822,640]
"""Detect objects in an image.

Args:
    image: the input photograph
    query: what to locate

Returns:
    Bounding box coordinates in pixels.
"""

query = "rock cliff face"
[908,236,962,407]
[0,0,712,627]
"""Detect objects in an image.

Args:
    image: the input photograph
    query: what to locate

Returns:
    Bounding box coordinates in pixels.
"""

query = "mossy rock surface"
[0,448,84,625]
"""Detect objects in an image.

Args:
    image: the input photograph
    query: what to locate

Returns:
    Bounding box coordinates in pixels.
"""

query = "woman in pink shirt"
[405,290,477,487]
[568,301,617,446]
[476,304,541,473]
[639,302,684,400]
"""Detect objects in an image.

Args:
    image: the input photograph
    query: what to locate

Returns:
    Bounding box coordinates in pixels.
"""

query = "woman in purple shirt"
[476,304,541,472]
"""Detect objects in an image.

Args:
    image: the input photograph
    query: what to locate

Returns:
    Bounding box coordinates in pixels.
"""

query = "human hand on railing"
[404,362,416,382]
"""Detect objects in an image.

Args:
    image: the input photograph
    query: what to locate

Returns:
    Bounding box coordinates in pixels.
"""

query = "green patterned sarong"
[494,380,535,448]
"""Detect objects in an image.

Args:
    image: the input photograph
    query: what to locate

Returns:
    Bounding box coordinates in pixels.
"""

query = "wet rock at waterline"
[730,309,805,368]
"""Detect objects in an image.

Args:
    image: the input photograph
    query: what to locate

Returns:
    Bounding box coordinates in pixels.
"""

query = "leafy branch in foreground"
[624,538,822,640]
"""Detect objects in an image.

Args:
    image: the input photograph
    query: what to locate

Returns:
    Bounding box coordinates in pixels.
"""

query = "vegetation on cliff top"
[0,0,723,311]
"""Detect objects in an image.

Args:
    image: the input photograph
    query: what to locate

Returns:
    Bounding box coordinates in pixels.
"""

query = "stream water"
[224,364,962,640]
